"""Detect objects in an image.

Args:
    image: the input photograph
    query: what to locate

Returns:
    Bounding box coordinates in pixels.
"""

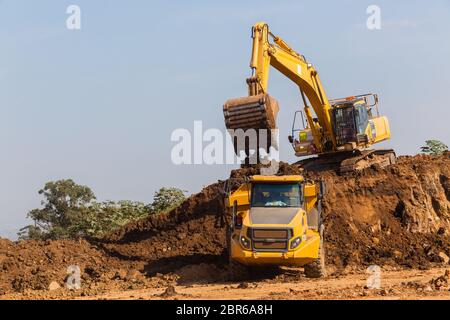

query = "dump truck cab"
[226,175,326,278]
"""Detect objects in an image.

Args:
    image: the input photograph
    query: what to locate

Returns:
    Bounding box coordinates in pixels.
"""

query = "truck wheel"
[304,225,326,278]
[226,227,251,280]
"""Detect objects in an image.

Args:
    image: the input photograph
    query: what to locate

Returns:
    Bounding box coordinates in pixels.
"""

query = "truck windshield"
[251,183,302,208]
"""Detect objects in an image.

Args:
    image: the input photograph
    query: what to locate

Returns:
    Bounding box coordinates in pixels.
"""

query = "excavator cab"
[291,93,391,158]
[332,99,369,146]
[330,94,387,150]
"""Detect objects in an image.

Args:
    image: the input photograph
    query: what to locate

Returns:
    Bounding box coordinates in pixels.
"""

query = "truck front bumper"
[230,236,320,267]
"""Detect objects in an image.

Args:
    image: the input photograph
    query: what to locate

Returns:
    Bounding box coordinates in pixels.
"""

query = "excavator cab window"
[332,99,371,146]
[354,102,369,135]
[332,104,356,146]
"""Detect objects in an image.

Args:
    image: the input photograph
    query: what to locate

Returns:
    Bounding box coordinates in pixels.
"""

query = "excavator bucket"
[223,94,279,131]
[223,94,279,163]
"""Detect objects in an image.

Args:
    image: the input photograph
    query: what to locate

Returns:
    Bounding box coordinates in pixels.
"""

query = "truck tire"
[226,227,251,280]
[304,224,326,278]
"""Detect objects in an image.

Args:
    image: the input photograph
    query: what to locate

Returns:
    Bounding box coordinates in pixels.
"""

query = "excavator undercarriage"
[297,149,396,174]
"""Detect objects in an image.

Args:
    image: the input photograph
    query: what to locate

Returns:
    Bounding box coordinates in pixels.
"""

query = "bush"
[420,140,448,156]
[151,187,186,213]
[19,180,187,240]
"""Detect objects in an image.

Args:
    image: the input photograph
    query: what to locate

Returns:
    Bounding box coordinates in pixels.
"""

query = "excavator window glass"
[251,183,302,208]
[354,103,369,135]
[332,105,357,146]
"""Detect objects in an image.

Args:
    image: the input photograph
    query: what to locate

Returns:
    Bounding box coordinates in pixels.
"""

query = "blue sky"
[1,0,449,239]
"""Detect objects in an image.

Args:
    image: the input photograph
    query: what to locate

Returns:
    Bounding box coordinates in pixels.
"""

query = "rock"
[393,250,402,258]
[160,285,177,297]
[48,281,61,291]
[177,233,187,240]
[125,269,143,282]
[438,252,449,264]
[370,221,381,233]
[389,288,400,295]
[289,288,300,294]
[423,285,433,292]
[113,269,127,280]
[237,282,249,289]
[429,270,450,290]
[372,237,380,245]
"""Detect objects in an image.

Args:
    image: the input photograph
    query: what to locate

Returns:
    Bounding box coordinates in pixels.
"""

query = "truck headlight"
[290,236,302,249]
[240,236,251,249]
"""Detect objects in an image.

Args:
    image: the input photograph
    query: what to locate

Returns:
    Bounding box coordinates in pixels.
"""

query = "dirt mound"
[0,239,122,294]
[1,154,449,296]
[99,154,450,272]
[321,154,450,270]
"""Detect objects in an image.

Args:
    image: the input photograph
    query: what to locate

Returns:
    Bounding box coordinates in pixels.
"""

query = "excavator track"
[298,149,396,174]
[339,149,396,174]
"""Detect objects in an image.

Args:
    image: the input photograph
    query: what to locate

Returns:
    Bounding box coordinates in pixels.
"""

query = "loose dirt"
[1,153,449,299]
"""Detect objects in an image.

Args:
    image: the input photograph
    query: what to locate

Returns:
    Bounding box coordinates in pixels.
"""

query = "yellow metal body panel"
[369,116,391,143]
[304,183,318,213]
[226,183,250,208]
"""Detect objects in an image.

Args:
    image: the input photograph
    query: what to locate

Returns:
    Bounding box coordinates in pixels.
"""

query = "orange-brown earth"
[1,153,449,299]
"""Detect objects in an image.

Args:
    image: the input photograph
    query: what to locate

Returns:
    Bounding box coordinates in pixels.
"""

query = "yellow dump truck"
[225,175,326,278]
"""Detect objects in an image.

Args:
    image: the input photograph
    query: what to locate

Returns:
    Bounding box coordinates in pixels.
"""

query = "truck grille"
[253,241,287,250]
[253,229,288,239]
[249,228,291,252]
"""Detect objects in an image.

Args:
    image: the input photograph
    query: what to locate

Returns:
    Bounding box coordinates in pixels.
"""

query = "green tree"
[420,140,448,156]
[151,187,186,213]
[19,182,187,240]
[20,179,95,240]
[81,200,151,237]
[17,225,44,240]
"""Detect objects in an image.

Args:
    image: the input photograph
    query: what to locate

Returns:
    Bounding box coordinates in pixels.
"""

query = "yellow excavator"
[223,22,395,173]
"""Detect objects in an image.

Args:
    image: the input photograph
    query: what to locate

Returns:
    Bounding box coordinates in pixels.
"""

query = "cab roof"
[250,175,304,182]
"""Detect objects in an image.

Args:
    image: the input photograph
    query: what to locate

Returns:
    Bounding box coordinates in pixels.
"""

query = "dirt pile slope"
[100,154,450,272]
[1,153,449,295]
[0,239,126,295]
[320,154,450,270]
